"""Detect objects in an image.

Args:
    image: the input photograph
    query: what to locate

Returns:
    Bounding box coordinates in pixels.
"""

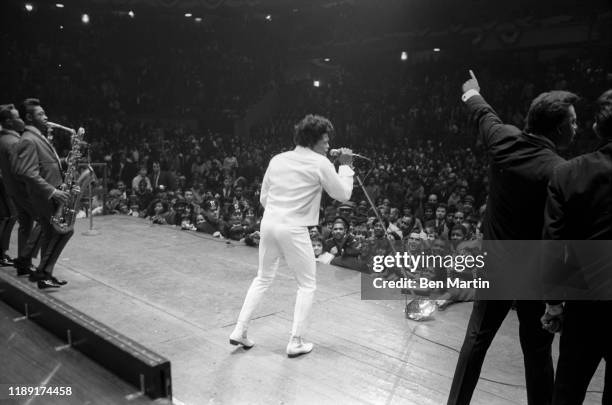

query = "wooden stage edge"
[2,215,606,405]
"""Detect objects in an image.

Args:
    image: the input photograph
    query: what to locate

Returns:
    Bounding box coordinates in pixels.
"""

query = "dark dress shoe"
[38,279,61,289]
[0,254,13,267]
[49,276,68,286]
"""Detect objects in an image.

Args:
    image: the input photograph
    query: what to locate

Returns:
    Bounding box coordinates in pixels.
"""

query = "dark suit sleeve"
[542,166,570,302]
[465,94,519,154]
[542,168,567,240]
[12,138,56,199]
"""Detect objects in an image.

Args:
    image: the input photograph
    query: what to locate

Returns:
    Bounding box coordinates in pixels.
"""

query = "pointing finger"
[469,69,477,80]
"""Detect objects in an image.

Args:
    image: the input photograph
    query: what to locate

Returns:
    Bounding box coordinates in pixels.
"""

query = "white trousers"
[236,221,316,337]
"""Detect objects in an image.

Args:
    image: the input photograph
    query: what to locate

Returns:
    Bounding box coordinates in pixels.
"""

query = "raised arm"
[319,155,354,203]
[461,70,518,152]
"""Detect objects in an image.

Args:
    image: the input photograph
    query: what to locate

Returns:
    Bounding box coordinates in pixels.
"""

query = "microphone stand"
[83,145,100,236]
[350,158,431,319]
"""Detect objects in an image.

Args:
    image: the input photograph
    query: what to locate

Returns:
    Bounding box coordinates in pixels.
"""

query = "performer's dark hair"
[19,98,41,123]
[595,89,612,138]
[294,114,334,148]
[525,91,578,135]
[0,104,15,122]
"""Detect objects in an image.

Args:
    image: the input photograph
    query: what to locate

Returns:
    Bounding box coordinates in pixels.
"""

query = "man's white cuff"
[339,165,355,176]
[461,89,480,102]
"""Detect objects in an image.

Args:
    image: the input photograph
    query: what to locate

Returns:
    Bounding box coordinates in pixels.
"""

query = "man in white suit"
[230,114,354,357]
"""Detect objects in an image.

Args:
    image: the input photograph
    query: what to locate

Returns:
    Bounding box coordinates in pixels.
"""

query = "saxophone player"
[12,98,78,289]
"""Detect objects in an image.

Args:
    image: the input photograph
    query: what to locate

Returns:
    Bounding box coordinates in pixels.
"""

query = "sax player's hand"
[51,189,70,204]
[71,186,81,195]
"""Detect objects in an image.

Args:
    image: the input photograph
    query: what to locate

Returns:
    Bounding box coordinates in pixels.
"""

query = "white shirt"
[260,146,354,226]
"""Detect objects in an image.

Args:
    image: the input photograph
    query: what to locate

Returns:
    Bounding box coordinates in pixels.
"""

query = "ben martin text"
[372,277,490,289]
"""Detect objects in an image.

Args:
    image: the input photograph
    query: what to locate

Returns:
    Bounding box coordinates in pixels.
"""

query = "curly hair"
[293,114,334,148]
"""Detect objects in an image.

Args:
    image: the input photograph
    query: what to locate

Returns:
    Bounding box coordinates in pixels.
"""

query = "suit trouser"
[10,205,42,269]
[0,217,17,253]
[0,184,17,254]
[447,300,554,405]
[237,221,316,337]
[552,301,611,405]
[36,220,73,277]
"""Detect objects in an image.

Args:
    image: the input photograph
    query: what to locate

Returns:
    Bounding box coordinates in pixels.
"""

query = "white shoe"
[286,336,313,358]
[229,329,254,349]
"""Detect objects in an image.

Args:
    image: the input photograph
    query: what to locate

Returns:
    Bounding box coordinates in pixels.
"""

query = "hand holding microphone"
[329,148,371,162]
[330,147,354,166]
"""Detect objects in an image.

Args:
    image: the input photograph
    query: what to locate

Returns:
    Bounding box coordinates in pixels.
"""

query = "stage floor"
[4,215,605,405]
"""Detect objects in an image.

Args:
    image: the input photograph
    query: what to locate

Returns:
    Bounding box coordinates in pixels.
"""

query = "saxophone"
[50,124,86,234]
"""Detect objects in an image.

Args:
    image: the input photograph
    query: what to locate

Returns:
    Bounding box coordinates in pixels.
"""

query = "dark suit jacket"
[0,129,22,217]
[149,170,177,191]
[542,140,612,299]
[544,140,612,239]
[467,94,566,240]
[466,94,565,299]
[0,129,21,196]
[13,125,63,219]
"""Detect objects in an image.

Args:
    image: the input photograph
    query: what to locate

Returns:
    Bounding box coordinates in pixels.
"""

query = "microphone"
[329,149,371,161]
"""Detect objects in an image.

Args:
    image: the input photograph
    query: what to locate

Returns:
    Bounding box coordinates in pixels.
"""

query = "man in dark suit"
[0,103,41,275]
[12,98,74,289]
[447,71,579,405]
[541,89,612,405]
[148,160,176,192]
[0,104,20,267]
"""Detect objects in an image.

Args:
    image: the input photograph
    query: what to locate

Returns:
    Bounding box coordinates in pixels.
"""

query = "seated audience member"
[337,201,355,218]
[147,199,170,225]
[132,166,152,192]
[134,178,153,215]
[227,206,247,241]
[184,190,202,216]
[196,199,227,237]
[312,234,334,264]
[324,216,362,271]
[149,160,177,192]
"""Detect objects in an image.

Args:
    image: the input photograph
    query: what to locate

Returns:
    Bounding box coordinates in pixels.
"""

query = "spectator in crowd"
[149,161,177,192]
[324,216,361,270]
[132,166,152,192]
